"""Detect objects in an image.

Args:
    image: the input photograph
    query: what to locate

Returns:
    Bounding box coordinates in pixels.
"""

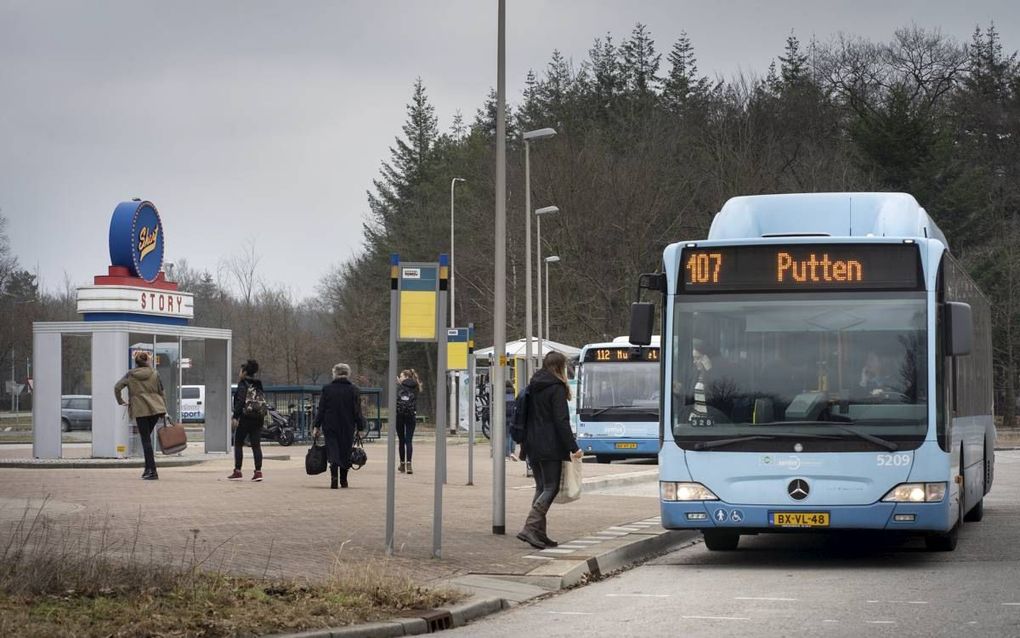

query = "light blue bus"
[576,337,660,463]
[630,193,994,551]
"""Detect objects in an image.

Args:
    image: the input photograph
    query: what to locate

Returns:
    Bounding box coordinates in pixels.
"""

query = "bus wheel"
[595,455,611,464]
[964,498,984,522]
[703,530,739,551]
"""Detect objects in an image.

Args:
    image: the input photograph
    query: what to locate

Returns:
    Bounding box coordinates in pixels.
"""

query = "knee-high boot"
[538,515,558,547]
[330,465,339,489]
[517,501,549,549]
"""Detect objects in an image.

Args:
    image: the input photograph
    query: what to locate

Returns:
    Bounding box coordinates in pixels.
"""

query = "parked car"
[181,385,205,423]
[60,395,92,431]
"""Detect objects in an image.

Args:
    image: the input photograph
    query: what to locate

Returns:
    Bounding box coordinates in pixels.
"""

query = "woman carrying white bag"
[517,352,584,550]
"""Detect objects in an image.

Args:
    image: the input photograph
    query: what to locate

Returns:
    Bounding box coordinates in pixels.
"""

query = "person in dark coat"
[229,359,265,482]
[313,363,364,489]
[517,351,583,550]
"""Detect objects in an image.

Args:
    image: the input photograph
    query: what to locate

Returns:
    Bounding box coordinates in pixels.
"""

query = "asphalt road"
[450,450,1020,638]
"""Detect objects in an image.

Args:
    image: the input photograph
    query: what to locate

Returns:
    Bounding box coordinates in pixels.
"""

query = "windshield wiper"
[584,405,655,417]
[756,420,899,451]
[693,432,839,451]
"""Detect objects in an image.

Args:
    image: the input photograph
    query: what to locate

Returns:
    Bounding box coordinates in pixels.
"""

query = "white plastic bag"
[555,457,582,504]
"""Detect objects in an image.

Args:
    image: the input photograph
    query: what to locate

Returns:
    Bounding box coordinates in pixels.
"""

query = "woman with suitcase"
[114,351,168,480]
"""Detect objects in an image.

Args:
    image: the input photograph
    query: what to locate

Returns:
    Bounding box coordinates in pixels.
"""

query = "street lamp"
[534,205,559,363]
[522,127,557,381]
[544,256,560,341]
[449,177,466,328]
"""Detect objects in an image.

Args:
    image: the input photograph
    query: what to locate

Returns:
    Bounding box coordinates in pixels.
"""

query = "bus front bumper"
[660,499,951,532]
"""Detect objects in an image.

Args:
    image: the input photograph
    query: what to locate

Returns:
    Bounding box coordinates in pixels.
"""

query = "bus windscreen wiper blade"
[585,405,651,417]
[759,420,899,451]
[693,432,839,451]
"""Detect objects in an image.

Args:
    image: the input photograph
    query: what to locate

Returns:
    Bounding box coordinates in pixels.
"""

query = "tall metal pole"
[385,254,400,554]
[545,261,551,341]
[467,323,475,486]
[492,0,508,536]
[536,214,543,366]
[434,255,449,557]
[524,142,533,383]
[449,178,464,437]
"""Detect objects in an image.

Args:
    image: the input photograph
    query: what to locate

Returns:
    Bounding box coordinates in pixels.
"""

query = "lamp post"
[534,205,559,364]
[544,256,560,341]
[449,177,466,436]
[522,127,556,382]
[492,0,508,535]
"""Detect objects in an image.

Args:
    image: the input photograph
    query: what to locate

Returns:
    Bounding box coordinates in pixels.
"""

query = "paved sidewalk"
[0,439,662,589]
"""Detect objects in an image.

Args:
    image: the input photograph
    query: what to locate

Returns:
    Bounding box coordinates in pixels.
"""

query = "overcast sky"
[2,0,1017,299]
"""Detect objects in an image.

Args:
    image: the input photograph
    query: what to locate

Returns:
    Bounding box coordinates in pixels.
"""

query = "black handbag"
[305,435,328,475]
[350,433,367,470]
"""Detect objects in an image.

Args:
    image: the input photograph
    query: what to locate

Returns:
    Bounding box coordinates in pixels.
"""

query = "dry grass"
[0,501,462,637]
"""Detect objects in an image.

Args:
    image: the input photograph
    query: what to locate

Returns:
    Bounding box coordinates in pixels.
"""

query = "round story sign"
[108,200,165,283]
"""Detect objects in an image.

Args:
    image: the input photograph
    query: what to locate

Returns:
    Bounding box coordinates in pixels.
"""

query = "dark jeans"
[530,460,562,510]
[233,419,263,471]
[396,413,416,463]
[136,414,160,472]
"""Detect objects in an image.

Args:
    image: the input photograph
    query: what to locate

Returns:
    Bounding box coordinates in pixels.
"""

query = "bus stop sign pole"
[433,254,449,558]
[385,254,399,555]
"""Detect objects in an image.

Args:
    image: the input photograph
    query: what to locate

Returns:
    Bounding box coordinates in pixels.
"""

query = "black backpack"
[396,385,416,417]
[509,387,530,444]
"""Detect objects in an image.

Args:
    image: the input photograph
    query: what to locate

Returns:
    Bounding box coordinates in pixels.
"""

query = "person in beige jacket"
[114,352,168,480]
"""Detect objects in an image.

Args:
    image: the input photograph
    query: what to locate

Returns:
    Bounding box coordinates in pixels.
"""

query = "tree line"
[3,22,1019,423]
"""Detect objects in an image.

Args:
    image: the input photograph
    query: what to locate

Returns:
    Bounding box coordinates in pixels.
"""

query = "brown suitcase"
[157,417,188,455]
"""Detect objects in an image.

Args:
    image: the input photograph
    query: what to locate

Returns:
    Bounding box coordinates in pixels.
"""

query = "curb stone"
[270,597,509,638]
[0,453,290,469]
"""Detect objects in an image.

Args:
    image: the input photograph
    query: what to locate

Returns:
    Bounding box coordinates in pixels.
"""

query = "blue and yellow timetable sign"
[446,328,470,370]
[397,262,439,342]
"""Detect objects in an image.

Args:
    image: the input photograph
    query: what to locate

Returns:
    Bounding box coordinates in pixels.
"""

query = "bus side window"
[935,259,950,453]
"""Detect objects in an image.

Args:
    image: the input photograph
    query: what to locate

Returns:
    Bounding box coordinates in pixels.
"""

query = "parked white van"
[181,385,205,423]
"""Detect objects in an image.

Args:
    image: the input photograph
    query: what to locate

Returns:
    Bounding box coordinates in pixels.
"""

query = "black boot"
[516,502,549,549]
[340,468,349,488]
[143,469,159,480]
[330,466,338,489]
[537,518,558,547]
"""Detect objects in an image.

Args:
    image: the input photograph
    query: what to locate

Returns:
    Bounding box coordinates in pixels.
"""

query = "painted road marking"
[524,555,552,560]
[546,611,592,616]
[1002,602,1020,606]
[681,615,749,621]
[539,548,576,555]
[735,597,798,601]
[570,540,601,545]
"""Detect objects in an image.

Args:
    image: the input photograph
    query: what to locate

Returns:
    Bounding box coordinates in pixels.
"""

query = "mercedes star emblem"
[788,479,810,501]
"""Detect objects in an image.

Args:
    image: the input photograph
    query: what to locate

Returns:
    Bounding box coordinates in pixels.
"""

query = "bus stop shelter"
[32,320,232,459]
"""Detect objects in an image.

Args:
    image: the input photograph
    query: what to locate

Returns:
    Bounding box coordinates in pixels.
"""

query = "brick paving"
[0,439,659,587]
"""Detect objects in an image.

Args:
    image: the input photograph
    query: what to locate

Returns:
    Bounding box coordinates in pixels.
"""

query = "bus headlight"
[881,482,947,503]
[661,482,718,501]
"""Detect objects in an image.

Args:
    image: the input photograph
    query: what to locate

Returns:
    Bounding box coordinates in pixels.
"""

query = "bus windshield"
[579,361,659,419]
[672,294,928,451]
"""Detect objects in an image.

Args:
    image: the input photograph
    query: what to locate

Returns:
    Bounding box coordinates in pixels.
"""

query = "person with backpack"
[229,359,266,481]
[114,351,168,480]
[313,363,365,489]
[517,351,583,550]
[395,369,421,475]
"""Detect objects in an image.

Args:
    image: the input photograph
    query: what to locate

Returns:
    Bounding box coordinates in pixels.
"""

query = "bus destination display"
[583,347,660,363]
[681,244,922,293]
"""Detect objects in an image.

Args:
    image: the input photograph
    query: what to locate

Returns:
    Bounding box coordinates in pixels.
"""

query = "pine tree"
[779,34,809,89]
[367,78,441,244]
[450,109,466,139]
[585,33,625,109]
[662,31,710,111]
[621,23,661,95]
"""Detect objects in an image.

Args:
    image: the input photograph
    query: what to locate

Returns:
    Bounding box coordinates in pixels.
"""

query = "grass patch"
[0,501,462,637]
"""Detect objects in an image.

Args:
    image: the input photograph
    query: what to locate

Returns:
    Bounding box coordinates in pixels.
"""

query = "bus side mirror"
[629,303,655,346]
[945,301,972,356]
